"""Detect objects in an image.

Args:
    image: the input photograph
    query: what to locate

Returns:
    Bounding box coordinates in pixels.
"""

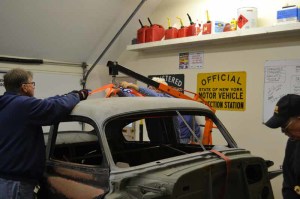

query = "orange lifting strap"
[210,149,231,199]
[90,84,144,97]
[91,82,215,145]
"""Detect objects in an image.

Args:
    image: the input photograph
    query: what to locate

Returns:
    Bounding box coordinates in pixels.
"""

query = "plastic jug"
[177,16,188,38]
[165,17,178,40]
[202,10,212,35]
[187,13,200,36]
[137,19,149,44]
[145,18,165,42]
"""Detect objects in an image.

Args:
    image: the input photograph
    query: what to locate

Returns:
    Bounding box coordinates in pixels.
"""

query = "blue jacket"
[0,91,80,181]
[177,115,201,139]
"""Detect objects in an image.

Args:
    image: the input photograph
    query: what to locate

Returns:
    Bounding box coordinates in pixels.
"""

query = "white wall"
[118,0,300,198]
[0,62,84,97]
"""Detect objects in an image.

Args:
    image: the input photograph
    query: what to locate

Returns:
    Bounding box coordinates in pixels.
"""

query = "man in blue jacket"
[0,68,89,199]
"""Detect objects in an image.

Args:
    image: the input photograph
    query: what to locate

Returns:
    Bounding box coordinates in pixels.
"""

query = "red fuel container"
[187,24,198,36]
[165,27,178,39]
[145,18,165,42]
[137,26,149,44]
[202,22,212,35]
[176,16,188,38]
[186,13,200,36]
[137,19,149,44]
[177,27,188,38]
[202,10,212,35]
[165,17,178,40]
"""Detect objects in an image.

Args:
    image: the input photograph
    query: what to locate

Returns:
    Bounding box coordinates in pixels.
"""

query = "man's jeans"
[0,177,35,199]
[180,138,191,144]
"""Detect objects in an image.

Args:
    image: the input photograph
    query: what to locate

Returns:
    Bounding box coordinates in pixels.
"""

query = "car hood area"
[107,149,273,199]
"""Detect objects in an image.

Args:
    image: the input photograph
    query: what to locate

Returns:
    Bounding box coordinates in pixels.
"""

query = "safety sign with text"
[197,71,246,111]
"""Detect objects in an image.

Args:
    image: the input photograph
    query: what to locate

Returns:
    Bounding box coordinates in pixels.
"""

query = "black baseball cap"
[265,94,300,128]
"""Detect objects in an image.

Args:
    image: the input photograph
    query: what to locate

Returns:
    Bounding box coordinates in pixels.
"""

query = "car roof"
[71,97,212,122]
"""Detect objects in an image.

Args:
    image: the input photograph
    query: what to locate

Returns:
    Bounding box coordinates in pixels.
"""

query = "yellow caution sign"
[197,72,246,111]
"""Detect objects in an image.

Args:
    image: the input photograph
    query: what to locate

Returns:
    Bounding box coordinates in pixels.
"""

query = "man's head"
[4,68,35,97]
[265,94,300,128]
[151,77,168,85]
[148,77,168,93]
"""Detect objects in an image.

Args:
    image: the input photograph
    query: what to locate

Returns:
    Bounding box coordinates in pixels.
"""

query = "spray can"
[165,17,178,40]
[230,18,237,31]
[137,19,149,44]
[145,17,165,42]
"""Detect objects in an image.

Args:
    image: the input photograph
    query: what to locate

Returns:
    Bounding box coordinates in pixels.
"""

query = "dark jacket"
[282,139,300,198]
[0,91,79,182]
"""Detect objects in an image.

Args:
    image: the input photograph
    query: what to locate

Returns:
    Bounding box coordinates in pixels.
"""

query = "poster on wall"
[0,71,7,95]
[197,71,246,111]
[179,52,204,69]
[148,74,184,90]
[263,59,300,123]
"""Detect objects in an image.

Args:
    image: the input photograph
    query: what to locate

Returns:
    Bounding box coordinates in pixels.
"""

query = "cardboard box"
[277,6,299,22]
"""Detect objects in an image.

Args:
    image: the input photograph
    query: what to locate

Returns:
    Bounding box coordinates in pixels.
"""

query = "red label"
[237,15,248,29]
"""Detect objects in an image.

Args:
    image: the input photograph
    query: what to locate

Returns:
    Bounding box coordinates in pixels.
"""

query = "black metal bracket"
[106,61,159,88]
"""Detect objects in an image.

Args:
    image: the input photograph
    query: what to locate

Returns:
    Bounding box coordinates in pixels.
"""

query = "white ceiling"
[0,0,161,64]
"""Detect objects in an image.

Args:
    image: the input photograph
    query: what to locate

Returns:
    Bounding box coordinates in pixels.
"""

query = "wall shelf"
[127,23,300,52]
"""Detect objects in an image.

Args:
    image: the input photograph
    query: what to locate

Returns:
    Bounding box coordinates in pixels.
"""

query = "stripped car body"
[40,97,275,199]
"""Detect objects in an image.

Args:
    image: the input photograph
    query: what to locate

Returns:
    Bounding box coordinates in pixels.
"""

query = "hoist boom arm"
[107,61,207,102]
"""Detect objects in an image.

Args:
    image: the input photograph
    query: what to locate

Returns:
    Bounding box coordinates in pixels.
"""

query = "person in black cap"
[265,94,300,198]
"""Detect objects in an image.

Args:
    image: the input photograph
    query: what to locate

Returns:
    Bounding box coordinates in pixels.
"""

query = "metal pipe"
[43,60,83,67]
[0,56,83,67]
[83,0,147,88]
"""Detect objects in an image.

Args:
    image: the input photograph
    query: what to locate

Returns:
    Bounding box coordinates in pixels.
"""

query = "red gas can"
[202,23,212,35]
[145,18,165,42]
[137,19,149,44]
[186,13,200,36]
[176,17,188,38]
[202,10,212,35]
[165,28,178,40]
[165,17,178,40]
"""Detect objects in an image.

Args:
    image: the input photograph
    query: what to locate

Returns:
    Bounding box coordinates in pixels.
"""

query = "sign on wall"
[148,74,184,90]
[197,71,247,111]
[179,52,204,69]
[263,59,300,122]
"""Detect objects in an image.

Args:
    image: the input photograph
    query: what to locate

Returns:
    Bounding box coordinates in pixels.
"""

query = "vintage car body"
[40,97,275,199]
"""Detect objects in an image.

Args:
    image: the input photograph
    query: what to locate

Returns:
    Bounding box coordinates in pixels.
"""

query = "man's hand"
[72,89,89,100]
[119,81,139,91]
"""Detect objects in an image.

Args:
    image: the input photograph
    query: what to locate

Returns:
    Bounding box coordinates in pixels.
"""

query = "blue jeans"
[0,177,35,199]
[180,138,191,144]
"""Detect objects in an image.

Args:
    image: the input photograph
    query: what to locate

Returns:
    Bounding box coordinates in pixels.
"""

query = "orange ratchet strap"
[210,149,231,199]
[89,83,115,97]
[90,84,144,97]
[129,89,144,97]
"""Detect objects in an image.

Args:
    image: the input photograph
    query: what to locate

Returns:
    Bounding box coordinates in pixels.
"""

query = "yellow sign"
[197,72,246,111]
